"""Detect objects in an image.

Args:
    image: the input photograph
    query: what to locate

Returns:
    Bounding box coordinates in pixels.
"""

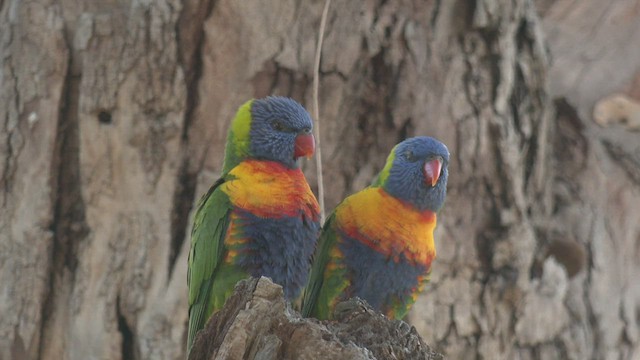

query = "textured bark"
[403,1,556,358]
[539,1,640,359]
[1,0,188,359]
[188,277,443,360]
[1,0,638,359]
[0,2,68,360]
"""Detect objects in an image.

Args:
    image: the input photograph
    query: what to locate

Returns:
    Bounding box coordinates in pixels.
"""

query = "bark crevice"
[39,24,87,360]
[169,0,218,278]
[117,296,137,360]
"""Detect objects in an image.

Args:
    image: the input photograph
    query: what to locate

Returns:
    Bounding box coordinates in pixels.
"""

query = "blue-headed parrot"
[187,97,320,351]
[302,136,449,320]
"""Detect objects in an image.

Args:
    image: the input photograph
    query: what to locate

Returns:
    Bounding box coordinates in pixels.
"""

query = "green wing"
[301,213,347,319]
[186,177,231,352]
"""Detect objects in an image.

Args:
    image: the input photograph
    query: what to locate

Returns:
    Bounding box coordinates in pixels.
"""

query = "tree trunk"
[1,0,638,359]
[537,1,640,359]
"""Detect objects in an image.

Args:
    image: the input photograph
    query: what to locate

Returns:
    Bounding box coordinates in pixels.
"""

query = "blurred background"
[1,0,639,359]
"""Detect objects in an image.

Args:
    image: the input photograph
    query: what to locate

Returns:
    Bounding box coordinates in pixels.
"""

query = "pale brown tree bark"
[187,277,443,360]
[1,0,638,359]
[536,1,640,359]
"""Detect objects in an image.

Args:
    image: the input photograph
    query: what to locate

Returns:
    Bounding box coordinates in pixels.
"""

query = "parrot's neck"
[222,138,250,174]
[223,100,254,174]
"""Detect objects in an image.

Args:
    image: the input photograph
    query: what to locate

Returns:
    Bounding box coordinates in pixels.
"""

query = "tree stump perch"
[189,277,443,360]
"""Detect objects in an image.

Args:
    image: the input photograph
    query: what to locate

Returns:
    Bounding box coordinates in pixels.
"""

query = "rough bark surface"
[188,277,443,360]
[1,2,68,360]
[538,1,640,359]
[1,0,638,359]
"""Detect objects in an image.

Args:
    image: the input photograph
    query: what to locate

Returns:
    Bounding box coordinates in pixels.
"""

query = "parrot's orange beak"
[423,158,442,187]
[294,133,315,159]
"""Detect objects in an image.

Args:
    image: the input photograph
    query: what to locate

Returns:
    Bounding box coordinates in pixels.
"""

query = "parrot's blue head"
[374,136,450,212]
[223,97,314,173]
[250,97,315,169]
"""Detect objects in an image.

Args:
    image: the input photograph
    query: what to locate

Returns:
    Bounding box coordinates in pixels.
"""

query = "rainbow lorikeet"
[187,97,320,351]
[302,136,449,320]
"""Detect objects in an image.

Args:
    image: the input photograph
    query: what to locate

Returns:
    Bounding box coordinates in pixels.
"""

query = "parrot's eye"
[272,120,285,131]
[272,120,295,133]
[404,150,416,162]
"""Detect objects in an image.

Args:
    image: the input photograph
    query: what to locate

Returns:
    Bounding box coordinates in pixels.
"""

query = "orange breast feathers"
[221,160,319,220]
[335,187,437,266]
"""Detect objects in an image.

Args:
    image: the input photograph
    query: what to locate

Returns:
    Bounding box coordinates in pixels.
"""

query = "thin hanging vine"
[313,0,331,222]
